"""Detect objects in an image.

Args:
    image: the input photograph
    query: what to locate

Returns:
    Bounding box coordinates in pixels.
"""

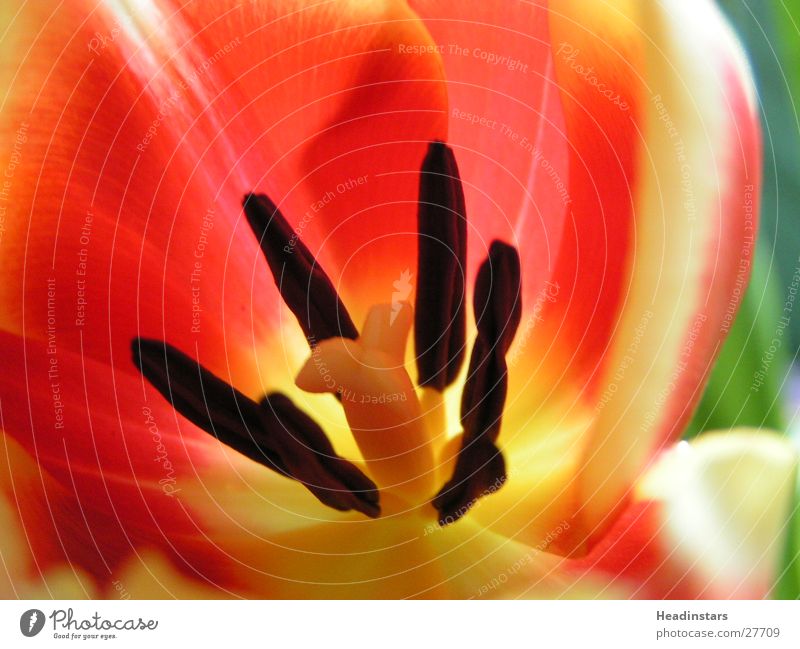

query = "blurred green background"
[690,0,800,599]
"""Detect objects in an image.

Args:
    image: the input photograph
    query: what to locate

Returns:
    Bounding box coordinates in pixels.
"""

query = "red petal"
[0,0,448,396]
[574,0,762,547]
[452,0,763,556]
[410,0,570,310]
[568,500,707,598]
[0,329,234,578]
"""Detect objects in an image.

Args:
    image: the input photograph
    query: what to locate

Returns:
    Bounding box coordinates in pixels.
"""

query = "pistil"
[295,302,435,501]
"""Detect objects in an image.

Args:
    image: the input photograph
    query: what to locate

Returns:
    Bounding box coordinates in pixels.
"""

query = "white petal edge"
[636,430,798,596]
[578,0,762,538]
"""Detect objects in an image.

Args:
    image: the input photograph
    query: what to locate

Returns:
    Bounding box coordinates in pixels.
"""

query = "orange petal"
[0,0,448,397]
[0,432,99,594]
[0,329,250,579]
[530,0,645,390]
[410,0,570,312]
[573,0,762,547]
[470,0,761,555]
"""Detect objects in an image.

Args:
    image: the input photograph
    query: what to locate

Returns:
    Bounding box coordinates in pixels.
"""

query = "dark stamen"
[132,338,379,518]
[243,193,358,346]
[415,141,468,391]
[260,393,380,514]
[433,241,522,525]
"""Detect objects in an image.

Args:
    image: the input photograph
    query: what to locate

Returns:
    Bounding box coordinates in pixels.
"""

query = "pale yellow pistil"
[295,303,436,506]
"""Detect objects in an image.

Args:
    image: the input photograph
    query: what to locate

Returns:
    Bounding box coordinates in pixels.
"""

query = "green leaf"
[709,2,800,599]
[717,0,800,354]
[773,472,800,599]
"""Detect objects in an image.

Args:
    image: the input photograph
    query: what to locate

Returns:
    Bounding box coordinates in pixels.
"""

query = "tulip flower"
[0,0,796,599]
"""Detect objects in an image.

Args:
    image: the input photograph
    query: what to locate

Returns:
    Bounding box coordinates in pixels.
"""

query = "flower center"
[132,141,522,526]
[295,302,435,503]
